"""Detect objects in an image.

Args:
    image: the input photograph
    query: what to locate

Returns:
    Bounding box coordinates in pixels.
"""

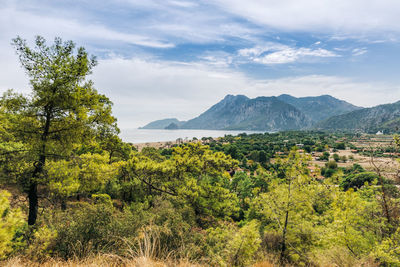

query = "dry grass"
[0,257,281,267]
[252,261,275,267]
[0,255,202,267]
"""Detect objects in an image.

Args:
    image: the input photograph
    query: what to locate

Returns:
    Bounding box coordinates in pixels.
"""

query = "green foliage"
[2,36,400,266]
[1,36,119,225]
[206,221,261,266]
[333,153,340,162]
[0,190,25,259]
[250,150,333,263]
[320,151,330,161]
[321,187,385,258]
[372,227,400,266]
[52,202,126,258]
[26,226,58,261]
[124,143,239,224]
[340,172,379,191]
[335,142,346,150]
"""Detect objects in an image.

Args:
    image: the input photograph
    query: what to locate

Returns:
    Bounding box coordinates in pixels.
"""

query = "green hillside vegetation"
[2,37,400,266]
[277,94,361,122]
[317,101,400,133]
[182,95,312,131]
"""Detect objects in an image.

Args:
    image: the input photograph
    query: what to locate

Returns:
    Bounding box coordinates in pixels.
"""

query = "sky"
[1,0,400,128]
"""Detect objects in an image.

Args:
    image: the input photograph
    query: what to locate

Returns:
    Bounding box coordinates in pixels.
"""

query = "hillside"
[277,94,361,122]
[181,95,312,131]
[140,94,361,131]
[140,118,185,129]
[317,101,400,133]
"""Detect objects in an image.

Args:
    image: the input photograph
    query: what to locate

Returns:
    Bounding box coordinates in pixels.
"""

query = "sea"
[120,128,265,144]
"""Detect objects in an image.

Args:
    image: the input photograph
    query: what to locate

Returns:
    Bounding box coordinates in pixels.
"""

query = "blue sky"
[1,0,400,128]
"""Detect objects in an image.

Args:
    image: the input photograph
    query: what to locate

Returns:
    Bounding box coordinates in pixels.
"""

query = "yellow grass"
[0,255,280,267]
[0,255,205,267]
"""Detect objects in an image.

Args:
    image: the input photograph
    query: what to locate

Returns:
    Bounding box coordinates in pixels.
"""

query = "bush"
[372,227,400,266]
[49,197,205,261]
[319,152,330,161]
[340,172,379,191]
[26,226,58,261]
[52,202,137,258]
[0,190,25,259]
[333,154,340,162]
[326,161,338,169]
[335,143,346,150]
[206,221,261,266]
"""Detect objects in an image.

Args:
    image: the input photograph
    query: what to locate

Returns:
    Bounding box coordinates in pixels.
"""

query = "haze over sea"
[120,129,264,143]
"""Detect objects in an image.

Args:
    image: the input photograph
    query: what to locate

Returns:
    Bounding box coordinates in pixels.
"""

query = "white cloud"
[255,48,338,64]
[352,48,368,56]
[211,0,400,35]
[238,43,286,57]
[88,56,400,128]
[238,44,339,65]
[168,0,198,8]
[2,50,398,128]
[1,0,399,132]
[91,56,252,128]
[0,6,173,48]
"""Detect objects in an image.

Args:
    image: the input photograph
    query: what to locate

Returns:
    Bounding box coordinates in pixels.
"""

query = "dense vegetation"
[1,37,400,266]
[317,100,400,133]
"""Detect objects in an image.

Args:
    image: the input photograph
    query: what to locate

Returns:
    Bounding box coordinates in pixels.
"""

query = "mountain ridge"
[277,94,361,122]
[140,93,363,131]
[316,100,400,133]
[139,94,400,133]
[181,95,312,131]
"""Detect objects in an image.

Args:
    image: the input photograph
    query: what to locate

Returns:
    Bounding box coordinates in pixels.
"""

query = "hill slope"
[277,94,361,122]
[140,118,185,129]
[181,95,312,131]
[317,101,400,133]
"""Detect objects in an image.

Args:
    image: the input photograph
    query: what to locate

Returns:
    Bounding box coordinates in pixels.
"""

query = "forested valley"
[1,37,400,267]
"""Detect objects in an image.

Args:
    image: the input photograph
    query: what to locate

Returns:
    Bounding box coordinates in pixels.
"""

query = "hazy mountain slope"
[277,94,361,122]
[181,95,312,131]
[317,101,400,133]
[140,118,185,129]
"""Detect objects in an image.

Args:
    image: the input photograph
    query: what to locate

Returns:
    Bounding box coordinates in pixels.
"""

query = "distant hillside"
[317,101,400,133]
[277,94,361,122]
[140,118,185,129]
[181,95,312,131]
[140,94,362,131]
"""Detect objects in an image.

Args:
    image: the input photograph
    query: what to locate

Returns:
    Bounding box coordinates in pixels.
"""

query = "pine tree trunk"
[28,181,38,225]
[28,107,51,225]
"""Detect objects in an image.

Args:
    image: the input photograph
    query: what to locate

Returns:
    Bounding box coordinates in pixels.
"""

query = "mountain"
[277,94,361,122]
[164,122,180,130]
[140,118,185,129]
[317,101,400,133]
[140,94,362,131]
[180,95,312,131]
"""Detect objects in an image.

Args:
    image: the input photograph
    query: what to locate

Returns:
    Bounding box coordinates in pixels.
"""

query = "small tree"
[1,36,118,225]
[333,153,340,162]
[320,152,330,161]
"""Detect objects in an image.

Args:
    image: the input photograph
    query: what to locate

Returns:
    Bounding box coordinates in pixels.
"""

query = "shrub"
[52,202,132,258]
[340,172,379,191]
[206,220,261,266]
[326,161,338,169]
[26,226,58,261]
[0,190,25,259]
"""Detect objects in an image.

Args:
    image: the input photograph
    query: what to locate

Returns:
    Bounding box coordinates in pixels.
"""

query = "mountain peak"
[222,94,249,101]
[141,94,361,131]
[277,94,360,122]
